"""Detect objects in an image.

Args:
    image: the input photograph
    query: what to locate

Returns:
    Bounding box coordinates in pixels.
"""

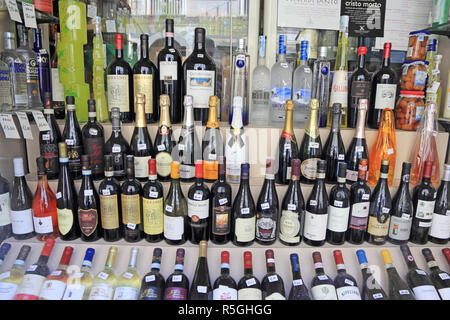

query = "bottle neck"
[354,108,367,139]
[37,255,49,266]
[183,105,194,127]
[331,111,341,133]
[382,47,391,68]
[135,103,146,127]
[231,107,243,129]
[306,108,319,138]
[33,32,42,50]
[358,54,366,69]
[221,264,230,276]
[159,105,171,127]
[194,37,205,52]
[283,109,294,135]
[116,48,123,60]
[140,40,149,60]
[207,106,219,128]
[38,173,48,188]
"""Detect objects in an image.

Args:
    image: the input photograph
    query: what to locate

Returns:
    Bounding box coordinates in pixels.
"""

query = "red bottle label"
[86,137,104,175]
[212,206,231,235]
[78,209,98,237]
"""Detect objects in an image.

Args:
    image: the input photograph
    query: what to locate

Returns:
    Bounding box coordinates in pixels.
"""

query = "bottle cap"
[115,33,124,50]
[184,95,193,107]
[358,46,367,56]
[312,251,323,264]
[195,27,206,43]
[285,100,295,112]
[265,249,275,267]
[175,248,185,265]
[309,99,319,110]
[60,246,74,265]
[381,249,393,264]
[126,155,134,172]
[41,239,55,257]
[13,157,24,177]
[195,160,203,179]
[380,159,390,174]
[289,253,300,272]
[153,248,162,258]
[104,154,113,172]
[84,248,95,262]
[171,161,180,179]
[135,93,146,105]
[88,99,96,113]
[199,240,208,257]
[337,162,347,178]
[66,96,75,105]
[383,42,392,59]
[148,158,157,176]
[209,96,218,108]
[333,250,345,266]
[356,250,368,264]
[0,243,11,259]
[221,251,230,264]
[318,46,327,58]
[36,156,46,174]
[243,251,252,269]
[423,161,433,179]
[291,159,301,181]
[240,163,250,179]
[421,248,434,262]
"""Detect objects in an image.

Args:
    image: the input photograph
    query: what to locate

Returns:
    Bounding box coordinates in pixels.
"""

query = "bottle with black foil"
[40,92,61,180]
[348,47,371,128]
[323,103,345,184]
[63,96,83,180]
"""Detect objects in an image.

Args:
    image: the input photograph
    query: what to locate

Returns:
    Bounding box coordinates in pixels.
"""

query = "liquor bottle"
[288,253,311,300]
[38,246,74,300]
[410,160,437,244]
[143,159,164,243]
[113,247,141,300]
[421,248,450,300]
[82,100,105,181]
[327,16,349,128]
[0,243,11,267]
[299,99,322,184]
[261,249,285,300]
[32,28,50,103]
[356,250,387,300]
[429,164,450,244]
[303,160,328,246]
[92,17,108,123]
[40,92,61,180]
[310,251,337,300]
[134,34,158,123]
[49,31,63,116]
[256,158,279,245]
[107,33,133,123]
[313,47,331,128]
[400,244,440,300]
[346,159,371,244]
[130,94,154,181]
[78,155,102,241]
[154,95,175,182]
[279,159,305,246]
[89,246,118,300]
[292,40,312,126]
[184,28,217,125]
[140,248,165,300]
[388,162,414,245]
[326,162,351,245]
[348,47,371,128]
[0,170,12,242]
[237,251,262,300]
[104,107,130,181]
[165,248,189,300]
[63,248,95,300]
[189,240,212,300]
[210,157,233,244]
[366,159,392,245]
[333,250,361,300]
[202,96,223,183]
[0,245,31,300]
[164,162,189,245]
[381,249,415,300]
[270,35,293,124]
[230,38,250,125]
[32,156,59,241]
[213,251,237,300]
[345,99,369,184]
[232,163,256,246]
[0,49,13,108]
[323,103,345,183]
[63,96,83,180]
[367,109,396,186]
[276,100,299,185]
[10,158,35,240]
[158,19,183,124]
[251,35,270,126]
[99,155,122,242]
[368,43,398,128]
[225,96,248,184]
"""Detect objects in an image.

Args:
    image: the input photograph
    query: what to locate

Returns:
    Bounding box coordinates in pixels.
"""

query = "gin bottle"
[251,35,270,127]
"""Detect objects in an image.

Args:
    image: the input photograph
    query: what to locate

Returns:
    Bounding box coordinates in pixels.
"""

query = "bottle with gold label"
[154,95,175,182]
[89,246,117,300]
[143,159,164,243]
[121,155,143,242]
[202,96,224,183]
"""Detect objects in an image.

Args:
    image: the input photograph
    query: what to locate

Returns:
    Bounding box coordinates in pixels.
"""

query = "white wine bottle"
[114,247,141,300]
[63,248,96,300]
[88,247,118,300]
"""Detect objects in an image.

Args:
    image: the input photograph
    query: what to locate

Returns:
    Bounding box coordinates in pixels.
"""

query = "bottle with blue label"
[33,28,51,103]
[230,38,250,125]
[293,40,312,127]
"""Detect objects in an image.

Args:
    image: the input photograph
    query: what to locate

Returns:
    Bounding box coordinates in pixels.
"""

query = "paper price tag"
[123,272,134,280]
[98,272,109,280]
[31,111,51,131]
[87,4,97,18]
[5,0,22,23]
[293,279,303,286]
[145,275,155,282]
[288,204,296,211]
[178,144,185,151]
[194,193,203,201]
[22,2,37,29]
[268,275,278,283]
[197,286,207,293]
[127,223,136,230]
[84,190,93,196]
[15,112,33,140]
[157,145,165,151]
[106,20,116,33]
[137,143,147,151]
[172,275,182,282]
[56,192,62,199]
[261,203,270,210]
[219,198,228,206]
[344,279,354,286]
[149,191,159,198]
[102,189,111,196]
[246,278,256,286]
[0,114,20,139]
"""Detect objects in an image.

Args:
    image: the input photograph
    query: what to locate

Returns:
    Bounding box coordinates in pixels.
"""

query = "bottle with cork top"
[143,158,164,243]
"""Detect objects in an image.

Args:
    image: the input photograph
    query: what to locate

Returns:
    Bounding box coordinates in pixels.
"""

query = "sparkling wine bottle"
[89,246,118,300]
[323,103,345,183]
[202,96,223,183]
[154,95,175,182]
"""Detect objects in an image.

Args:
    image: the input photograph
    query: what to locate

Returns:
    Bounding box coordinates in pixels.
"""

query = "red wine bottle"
[261,249,285,300]
[333,250,361,300]
[40,92,61,180]
[0,172,12,242]
[323,103,345,183]
[443,248,450,267]
[213,251,237,300]
[189,240,212,300]
[62,96,83,180]
[237,251,262,300]
[310,251,337,300]
[142,159,164,243]
[356,250,387,300]
[164,248,189,300]
[288,253,311,300]
[421,248,450,300]
[139,248,165,300]
[429,164,450,244]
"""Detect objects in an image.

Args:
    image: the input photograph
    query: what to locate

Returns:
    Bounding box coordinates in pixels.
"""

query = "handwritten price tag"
[22,2,37,29]
[15,112,33,140]
[105,20,116,33]
[0,114,21,139]
[31,111,51,132]
[5,0,22,23]
[87,4,97,18]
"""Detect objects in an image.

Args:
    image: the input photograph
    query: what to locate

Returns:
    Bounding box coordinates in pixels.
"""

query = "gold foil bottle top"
[135,93,146,105]
[207,97,219,129]
[285,100,294,112]
[209,96,219,108]
[171,161,180,179]
[135,94,146,127]
[309,99,319,110]
[160,94,170,108]
[199,240,208,258]
[58,142,67,158]
[106,246,118,267]
[381,249,393,265]
[159,94,171,127]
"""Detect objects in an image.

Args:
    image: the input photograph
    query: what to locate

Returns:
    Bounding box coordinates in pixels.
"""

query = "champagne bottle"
[288,253,311,300]
[114,247,141,300]
[62,96,83,180]
[154,94,175,182]
[323,103,345,183]
[429,164,450,244]
[63,248,95,300]
[213,251,237,300]
[261,249,286,300]
[237,251,262,300]
[143,158,164,243]
[421,248,450,300]
[89,246,118,300]
[164,248,189,300]
[139,248,165,300]
[381,249,415,300]
[333,250,361,300]
[310,251,337,300]
[0,245,31,300]
[356,250,387,300]
[202,96,223,183]
[189,240,212,300]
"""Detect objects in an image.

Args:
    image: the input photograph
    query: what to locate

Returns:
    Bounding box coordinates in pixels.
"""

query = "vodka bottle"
[313,47,331,128]
[293,40,313,127]
[230,38,250,126]
[251,36,270,127]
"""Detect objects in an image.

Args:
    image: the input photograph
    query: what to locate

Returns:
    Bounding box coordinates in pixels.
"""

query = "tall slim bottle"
[62,96,83,180]
[230,38,250,125]
[154,95,175,182]
[323,103,345,183]
[0,170,12,241]
[92,17,108,122]
[189,240,212,300]
[251,35,270,126]
[32,28,51,103]
[202,96,223,183]
[348,47,371,128]
[40,92,61,180]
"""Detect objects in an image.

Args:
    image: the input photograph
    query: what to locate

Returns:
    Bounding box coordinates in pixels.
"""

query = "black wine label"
[212,206,231,235]
[255,212,277,242]
[40,143,59,175]
[67,145,82,173]
[86,137,104,175]
[351,81,370,99]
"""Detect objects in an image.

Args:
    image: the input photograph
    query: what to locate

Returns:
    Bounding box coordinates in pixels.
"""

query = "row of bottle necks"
[1,239,449,301]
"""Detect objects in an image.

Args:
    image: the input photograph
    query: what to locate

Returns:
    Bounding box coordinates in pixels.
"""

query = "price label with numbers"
[15,112,33,140]
[22,2,37,29]
[5,0,22,23]
[31,111,51,131]
[106,20,116,33]
[0,114,20,139]
[87,4,97,18]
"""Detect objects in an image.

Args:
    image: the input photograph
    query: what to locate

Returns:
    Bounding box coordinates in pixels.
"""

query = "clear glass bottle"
[62,248,95,300]
[114,247,141,300]
[230,38,250,125]
[0,59,12,111]
[293,40,312,127]
[251,35,270,126]
[313,47,331,128]
[92,16,108,122]
[89,246,118,300]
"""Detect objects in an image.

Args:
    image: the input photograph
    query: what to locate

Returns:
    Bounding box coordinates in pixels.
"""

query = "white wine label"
[419,221,432,228]
[351,202,370,218]
[304,211,328,241]
[336,286,361,300]
[346,170,358,182]
[187,199,209,219]
[156,152,172,178]
[374,84,397,109]
[11,209,33,235]
[268,275,278,283]
[238,288,262,300]
[235,216,256,242]
[63,285,86,300]
[265,292,286,300]
[186,70,215,109]
[246,278,257,286]
[160,61,178,81]
[172,275,182,282]
[0,193,11,226]
[163,215,184,240]
[39,280,67,300]
[0,282,19,300]
[107,75,130,113]
[0,272,10,280]
[33,215,53,234]
[293,279,303,286]
[388,215,412,241]
[15,274,45,298]
[279,210,300,244]
[311,284,338,300]
[213,287,237,300]
[134,156,152,179]
[197,286,207,293]
[193,193,203,201]
[438,288,450,300]
[134,74,154,114]
[97,272,109,280]
[89,283,114,300]
[429,213,450,239]
[114,286,138,300]
[412,285,441,300]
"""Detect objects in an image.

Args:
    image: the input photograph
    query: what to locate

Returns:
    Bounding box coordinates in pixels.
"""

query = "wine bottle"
[400,244,440,300]
[275,100,299,185]
[40,92,61,180]
[303,160,328,246]
[345,99,369,184]
[381,249,415,300]
[62,96,83,180]
[63,248,95,300]
[366,159,392,245]
[0,243,11,267]
[333,250,361,300]
[323,103,345,183]
[348,47,371,128]
[232,163,256,246]
[288,253,311,300]
[261,249,286,300]
[130,94,154,182]
[346,159,371,244]
[165,248,189,300]
[82,99,105,181]
[113,247,141,300]
[14,239,55,300]
[213,251,237,300]
[189,240,212,300]
[89,246,118,300]
[444,248,450,267]
[236,251,262,300]
[0,245,31,300]
[38,246,74,300]
[429,164,450,244]
[202,96,224,183]
[388,162,414,245]
[143,158,164,243]
[0,171,12,242]
[299,99,322,184]
[310,251,338,300]
[422,248,450,300]
[158,19,183,124]
[210,156,233,244]
[184,27,217,125]
[187,160,211,244]
[410,161,436,244]
[256,158,279,245]
[356,250,387,300]
[140,248,165,300]
[107,33,133,123]
[164,162,189,245]
[99,155,122,242]
[154,94,175,182]
[78,155,102,242]
[326,162,351,245]
[32,28,50,103]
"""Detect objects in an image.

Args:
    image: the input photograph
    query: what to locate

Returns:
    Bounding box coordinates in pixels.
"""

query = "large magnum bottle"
[323,103,345,183]
[40,93,61,180]
[154,95,175,182]
[63,96,83,180]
